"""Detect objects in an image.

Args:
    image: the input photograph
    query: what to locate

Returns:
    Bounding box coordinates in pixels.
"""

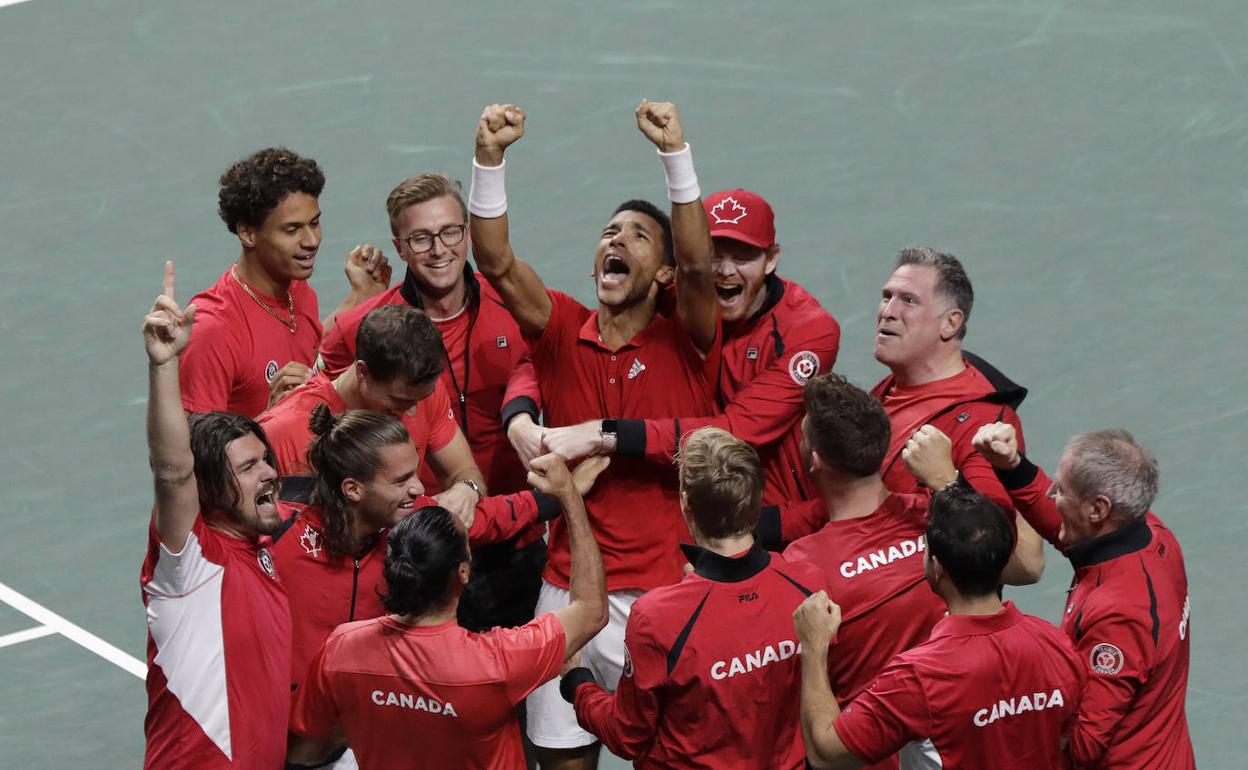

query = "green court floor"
[0,0,1242,766]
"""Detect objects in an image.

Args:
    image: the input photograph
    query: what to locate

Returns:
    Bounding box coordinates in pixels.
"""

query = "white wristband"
[658,143,700,204]
[469,158,508,218]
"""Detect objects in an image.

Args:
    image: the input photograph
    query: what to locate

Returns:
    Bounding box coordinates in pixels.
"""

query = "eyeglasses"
[402,224,467,253]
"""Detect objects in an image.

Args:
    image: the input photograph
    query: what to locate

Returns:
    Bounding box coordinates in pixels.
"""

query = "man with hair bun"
[561,427,825,769]
[140,261,291,769]
[179,147,390,418]
[958,422,1194,769]
[290,453,608,770]
[795,486,1085,770]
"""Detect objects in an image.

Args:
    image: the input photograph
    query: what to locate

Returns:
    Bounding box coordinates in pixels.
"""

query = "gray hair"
[895,247,974,340]
[1063,429,1159,523]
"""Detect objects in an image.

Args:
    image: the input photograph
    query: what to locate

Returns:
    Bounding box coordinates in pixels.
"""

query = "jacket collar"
[742,273,786,326]
[1067,518,1152,569]
[679,540,771,583]
[930,601,1022,640]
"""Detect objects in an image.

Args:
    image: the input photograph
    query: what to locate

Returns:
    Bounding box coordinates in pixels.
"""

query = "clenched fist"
[902,424,957,490]
[635,99,685,153]
[476,103,526,166]
[972,422,1021,470]
[793,590,842,652]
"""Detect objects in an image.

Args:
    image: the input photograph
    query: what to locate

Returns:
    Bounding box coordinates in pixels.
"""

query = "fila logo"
[738,592,758,603]
[746,347,759,360]
[709,196,748,224]
[300,524,322,558]
[264,360,279,383]
[496,335,508,348]
[956,411,971,423]
[628,359,646,380]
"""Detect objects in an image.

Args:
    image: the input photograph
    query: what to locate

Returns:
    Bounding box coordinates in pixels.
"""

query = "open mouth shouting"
[599,254,631,291]
[255,482,280,515]
[715,283,745,305]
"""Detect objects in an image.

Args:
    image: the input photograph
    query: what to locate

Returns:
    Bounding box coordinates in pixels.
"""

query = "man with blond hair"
[560,427,824,769]
[317,172,546,633]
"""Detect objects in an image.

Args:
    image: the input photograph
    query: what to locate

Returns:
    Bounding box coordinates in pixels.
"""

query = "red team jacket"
[566,542,824,769]
[834,602,1086,769]
[318,268,541,498]
[612,275,840,505]
[762,353,1026,547]
[180,268,322,418]
[997,459,1195,769]
[528,290,720,592]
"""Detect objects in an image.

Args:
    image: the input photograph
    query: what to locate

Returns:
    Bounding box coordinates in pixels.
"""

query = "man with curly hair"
[179,147,391,417]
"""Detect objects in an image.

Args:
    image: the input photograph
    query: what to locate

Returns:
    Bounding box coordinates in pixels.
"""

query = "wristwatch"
[459,479,483,503]
[601,419,618,453]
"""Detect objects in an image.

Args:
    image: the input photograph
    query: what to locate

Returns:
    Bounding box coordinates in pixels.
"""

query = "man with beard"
[140,261,291,769]
[468,100,720,769]
[180,147,390,417]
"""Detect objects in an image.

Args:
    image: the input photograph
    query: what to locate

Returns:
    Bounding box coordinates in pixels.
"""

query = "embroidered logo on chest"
[264,360,279,383]
[746,346,759,360]
[257,547,277,579]
[496,335,508,348]
[627,358,647,380]
[956,411,971,423]
[300,525,322,558]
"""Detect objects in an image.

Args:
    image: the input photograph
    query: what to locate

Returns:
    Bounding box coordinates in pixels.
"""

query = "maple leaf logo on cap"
[710,196,748,224]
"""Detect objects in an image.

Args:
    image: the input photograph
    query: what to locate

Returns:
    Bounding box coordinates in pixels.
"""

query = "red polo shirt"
[529,289,720,592]
[998,459,1195,769]
[180,267,322,417]
[570,543,824,769]
[141,516,291,769]
[615,276,840,506]
[292,612,566,770]
[834,602,1085,769]
[256,370,457,477]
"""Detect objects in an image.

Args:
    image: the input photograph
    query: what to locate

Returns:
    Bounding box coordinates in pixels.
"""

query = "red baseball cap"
[703,189,775,248]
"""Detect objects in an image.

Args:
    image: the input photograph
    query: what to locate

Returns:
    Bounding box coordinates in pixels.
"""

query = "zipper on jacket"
[349,559,361,620]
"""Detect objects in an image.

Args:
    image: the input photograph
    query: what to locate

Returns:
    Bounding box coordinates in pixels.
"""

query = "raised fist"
[143,261,197,366]
[345,243,392,294]
[527,452,576,499]
[635,99,685,153]
[902,424,957,490]
[972,423,1022,470]
[793,590,842,651]
[476,103,526,166]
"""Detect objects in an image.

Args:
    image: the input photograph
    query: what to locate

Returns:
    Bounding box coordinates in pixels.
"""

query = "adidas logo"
[627,359,646,380]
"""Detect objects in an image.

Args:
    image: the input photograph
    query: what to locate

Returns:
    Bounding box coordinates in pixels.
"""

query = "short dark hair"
[802,374,891,477]
[187,412,279,514]
[217,147,325,234]
[306,405,412,557]
[381,506,468,618]
[355,305,446,385]
[613,199,673,266]
[678,427,763,539]
[895,247,974,340]
[926,486,1013,597]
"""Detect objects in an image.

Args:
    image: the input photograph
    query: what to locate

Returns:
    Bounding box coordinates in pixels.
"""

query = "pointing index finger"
[163,260,176,301]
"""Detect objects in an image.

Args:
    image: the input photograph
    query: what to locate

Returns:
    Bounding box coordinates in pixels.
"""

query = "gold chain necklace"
[231,265,297,334]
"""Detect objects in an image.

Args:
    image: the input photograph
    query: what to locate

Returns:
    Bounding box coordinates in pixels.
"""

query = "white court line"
[0,581,146,679]
[0,625,57,649]
[0,0,37,9]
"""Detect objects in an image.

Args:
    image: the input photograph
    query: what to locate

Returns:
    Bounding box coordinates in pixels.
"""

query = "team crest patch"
[1090,643,1124,675]
[746,346,759,360]
[956,411,971,423]
[257,548,277,579]
[496,335,508,348]
[709,196,747,224]
[264,360,279,383]
[300,525,322,558]
[622,648,634,679]
[788,351,819,385]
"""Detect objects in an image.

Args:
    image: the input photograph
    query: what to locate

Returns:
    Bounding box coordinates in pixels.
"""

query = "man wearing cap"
[542,189,841,513]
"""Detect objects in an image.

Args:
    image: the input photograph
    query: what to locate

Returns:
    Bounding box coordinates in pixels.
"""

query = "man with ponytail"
[290,453,608,770]
[140,262,292,770]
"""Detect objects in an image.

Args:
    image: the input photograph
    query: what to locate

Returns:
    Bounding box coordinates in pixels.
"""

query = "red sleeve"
[497,613,568,704]
[995,459,1064,547]
[639,319,840,463]
[256,406,313,477]
[423,380,459,453]
[1067,612,1152,765]
[500,358,542,428]
[290,637,340,739]
[832,663,930,765]
[317,310,358,378]
[467,491,556,545]
[179,310,240,413]
[573,609,663,759]
[944,404,1026,516]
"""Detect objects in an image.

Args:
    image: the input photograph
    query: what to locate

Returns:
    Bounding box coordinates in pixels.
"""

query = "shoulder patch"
[1090,642,1124,675]
[264,360,279,383]
[788,350,820,385]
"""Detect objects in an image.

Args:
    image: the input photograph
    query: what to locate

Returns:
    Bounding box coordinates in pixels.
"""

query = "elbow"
[589,597,609,634]
[149,459,194,487]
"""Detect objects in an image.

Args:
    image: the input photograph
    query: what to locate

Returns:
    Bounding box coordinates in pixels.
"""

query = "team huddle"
[138,101,1194,770]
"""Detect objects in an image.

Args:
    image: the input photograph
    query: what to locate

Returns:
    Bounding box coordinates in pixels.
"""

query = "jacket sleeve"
[1067,610,1153,765]
[316,311,357,378]
[615,321,840,463]
[994,457,1064,547]
[500,358,542,430]
[467,491,559,545]
[944,404,1026,516]
[573,610,664,760]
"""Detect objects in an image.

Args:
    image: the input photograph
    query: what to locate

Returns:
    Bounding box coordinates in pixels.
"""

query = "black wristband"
[613,419,647,457]
[559,667,596,704]
[531,490,562,522]
[994,456,1040,491]
[501,396,540,433]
